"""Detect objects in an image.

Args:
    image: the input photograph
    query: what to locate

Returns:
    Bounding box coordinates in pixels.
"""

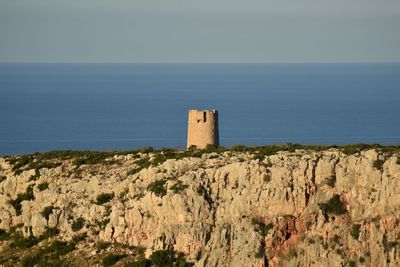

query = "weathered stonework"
[187,109,219,149]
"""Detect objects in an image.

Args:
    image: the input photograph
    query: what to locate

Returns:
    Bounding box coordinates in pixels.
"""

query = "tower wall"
[187,109,219,149]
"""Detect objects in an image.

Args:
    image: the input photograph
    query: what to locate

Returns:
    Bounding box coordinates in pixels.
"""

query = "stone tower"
[187,109,219,149]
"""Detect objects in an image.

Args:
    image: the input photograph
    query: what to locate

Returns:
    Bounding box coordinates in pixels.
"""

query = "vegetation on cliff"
[0,144,399,266]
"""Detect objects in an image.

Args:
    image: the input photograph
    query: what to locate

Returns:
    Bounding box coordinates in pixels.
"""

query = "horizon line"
[1,61,400,65]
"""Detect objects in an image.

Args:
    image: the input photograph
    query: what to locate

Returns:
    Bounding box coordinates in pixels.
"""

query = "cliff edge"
[0,146,399,266]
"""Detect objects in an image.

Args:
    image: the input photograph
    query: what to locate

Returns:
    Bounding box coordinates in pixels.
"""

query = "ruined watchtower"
[187,109,219,149]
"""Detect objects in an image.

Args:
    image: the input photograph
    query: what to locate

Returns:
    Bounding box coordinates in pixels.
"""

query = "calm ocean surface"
[0,63,399,155]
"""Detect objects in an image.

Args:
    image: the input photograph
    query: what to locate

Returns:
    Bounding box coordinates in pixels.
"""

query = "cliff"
[0,146,400,266]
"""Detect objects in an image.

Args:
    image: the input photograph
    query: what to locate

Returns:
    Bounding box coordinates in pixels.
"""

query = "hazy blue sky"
[1,0,400,63]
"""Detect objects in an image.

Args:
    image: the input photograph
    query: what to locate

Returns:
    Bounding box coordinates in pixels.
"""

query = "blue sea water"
[0,63,399,155]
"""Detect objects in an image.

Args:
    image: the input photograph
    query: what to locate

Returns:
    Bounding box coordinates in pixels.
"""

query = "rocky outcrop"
[0,149,399,266]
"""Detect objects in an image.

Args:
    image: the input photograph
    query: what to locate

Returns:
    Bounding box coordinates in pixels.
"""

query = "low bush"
[263,173,271,183]
[71,217,85,232]
[230,144,248,152]
[29,169,40,181]
[0,176,6,183]
[149,250,189,267]
[0,228,10,241]
[330,234,341,244]
[41,206,54,220]
[102,253,126,267]
[72,232,87,243]
[37,182,49,191]
[127,158,151,175]
[170,181,189,194]
[43,240,76,257]
[350,224,361,240]
[326,176,336,187]
[124,258,151,267]
[139,147,154,153]
[373,159,385,171]
[95,193,114,205]
[251,218,273,237]
[97,218,110,229]
[20,239,75,267]
[21,254,41,267]
[72,151,119,167]
[147,179,168,197]
[10,234,41,249]
[41,227,59,239]
[96,241,111,251]
[6,154,63,176]
[318,194,347,216]
[8,185,35,215]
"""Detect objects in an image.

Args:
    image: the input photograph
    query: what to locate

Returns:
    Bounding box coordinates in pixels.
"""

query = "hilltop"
[0,144,400,266]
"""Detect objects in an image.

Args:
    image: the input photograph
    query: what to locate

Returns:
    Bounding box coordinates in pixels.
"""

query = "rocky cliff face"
[0,148,400,266]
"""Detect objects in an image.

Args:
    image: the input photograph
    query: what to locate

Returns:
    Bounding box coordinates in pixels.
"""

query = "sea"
[0,63,399,155]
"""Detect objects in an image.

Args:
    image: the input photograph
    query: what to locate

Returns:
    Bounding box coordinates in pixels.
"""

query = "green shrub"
[149,250,189,267]
[373,159,385,171]
[97,218,110,229]
[96,241,111,251]
[397,157,400,165]
[20,239,72,267]
[139,147,154,153]
[41,227,59,239]
[0,175,6,183]
[41,206,54,220]
[147,179,168,197]
[37,182,49,191]
[71,217,85,232]
[6,153,63,176]
[170,181,189,194]
[326,176,336,187]
[72,232,87,243]
[72,152,118,167]
[102,254,126,266]
[0,228,10,241]
[318,194,347,216]
[263,173,271,183]
[348,260,356,267]
[8,185,35,215]
[43,240,76,257]
[127,158,152,175]
[21,254,40,267]
[29,169,40,181]
[10,234,41,248]
[330,234,341,244]
[341,144,378,155]
[96,193,114,205]
[359,256,365,263]
[251,218,273,237]
[350,224,361,240]
[230,144,247,152]
[124,258,151,267]
[259,160,273,168]
[6,155,35,174]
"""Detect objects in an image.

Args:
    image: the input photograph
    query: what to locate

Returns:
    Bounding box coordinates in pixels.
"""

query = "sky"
[0,0,400,63]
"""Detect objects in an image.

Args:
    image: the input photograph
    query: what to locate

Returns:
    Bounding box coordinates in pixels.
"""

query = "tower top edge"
[188,109,218,113]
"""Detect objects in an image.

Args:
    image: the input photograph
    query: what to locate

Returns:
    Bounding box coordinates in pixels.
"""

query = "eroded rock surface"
[0,149,399,266]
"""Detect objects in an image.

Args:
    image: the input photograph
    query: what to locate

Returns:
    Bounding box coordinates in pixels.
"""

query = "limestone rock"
[0,149,399,266]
